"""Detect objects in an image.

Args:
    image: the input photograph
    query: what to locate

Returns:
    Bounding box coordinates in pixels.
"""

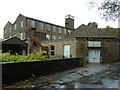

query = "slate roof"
[0,37,26,45]
[67,24,117,39]
[23,14,67,29]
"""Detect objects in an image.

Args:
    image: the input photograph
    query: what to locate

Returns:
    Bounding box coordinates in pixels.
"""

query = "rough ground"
[7,62,120,89]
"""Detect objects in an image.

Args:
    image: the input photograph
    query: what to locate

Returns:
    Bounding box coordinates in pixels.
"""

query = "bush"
[1,50,48,62]
[79,60,86,66]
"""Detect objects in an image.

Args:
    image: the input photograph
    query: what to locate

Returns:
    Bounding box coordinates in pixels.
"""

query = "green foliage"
[99,0,120,21]
[88,22,98,29]
[88,0,120,21]
[1,50,48,62]
[101,26,118,35]
[80,60,86,66]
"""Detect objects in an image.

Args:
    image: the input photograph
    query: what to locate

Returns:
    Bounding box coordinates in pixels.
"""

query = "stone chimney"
[65,14,74,30]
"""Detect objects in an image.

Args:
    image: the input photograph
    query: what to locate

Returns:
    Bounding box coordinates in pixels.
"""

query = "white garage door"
[88,49,100,63]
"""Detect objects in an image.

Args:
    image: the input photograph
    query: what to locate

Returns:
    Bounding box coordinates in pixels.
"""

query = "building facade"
[3,14,120,63]
[41,25,119,63]
[4,14,74,41]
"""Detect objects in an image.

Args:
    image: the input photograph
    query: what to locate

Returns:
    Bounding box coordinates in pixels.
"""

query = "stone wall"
[101,39,119,62]
[41,39,77,58]
[76,37,119,62]
[4,22,13,39]
[2,58,81,85]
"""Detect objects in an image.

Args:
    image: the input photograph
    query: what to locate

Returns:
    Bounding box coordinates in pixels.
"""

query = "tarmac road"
[8,62,120,89]
[41,62,120,89]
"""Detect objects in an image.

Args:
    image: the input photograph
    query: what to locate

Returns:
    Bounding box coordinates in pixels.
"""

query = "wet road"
[40,62,120,89]
[9,62,120,89]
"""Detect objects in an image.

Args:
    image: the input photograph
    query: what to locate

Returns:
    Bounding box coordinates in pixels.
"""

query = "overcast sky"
[0,0,118,38]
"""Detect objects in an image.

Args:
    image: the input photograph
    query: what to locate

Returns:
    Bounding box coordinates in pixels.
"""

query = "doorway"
[88,49,100,63]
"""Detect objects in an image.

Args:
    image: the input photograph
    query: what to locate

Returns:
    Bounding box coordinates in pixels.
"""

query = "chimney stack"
[65,14,74,30]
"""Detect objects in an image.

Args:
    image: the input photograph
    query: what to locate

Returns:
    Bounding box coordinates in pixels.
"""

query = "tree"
[89,0,120,21]
[87,22,98,29]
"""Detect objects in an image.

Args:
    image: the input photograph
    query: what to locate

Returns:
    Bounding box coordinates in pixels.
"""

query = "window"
[13,34,16,36]
[52,26,56,32]
[5,29,7,33]
[21,21,24,28]
[88,41,101,47]
[31,20,35,27]
[39,22,43,29]
[68,30,71,34]
[14,24,17,30]
[46,24,50,30]
[58,27,61,33]
[46,35,50,40]
[58,37,61,40]
[64,28,66,34]
[64,45,70,58]
[52,36,56,40]
[50,45,55,56]
[20,33,23,40]
[9,27,12,31]
[9,27,12,34]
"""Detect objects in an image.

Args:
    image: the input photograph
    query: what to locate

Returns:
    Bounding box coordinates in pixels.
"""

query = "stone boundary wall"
[2,58,81,85]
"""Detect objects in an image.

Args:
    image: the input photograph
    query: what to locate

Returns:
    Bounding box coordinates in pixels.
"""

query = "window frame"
[68,30,71,34]
[5,29,7,34]
[46,24,50,30]
[58,27,62,33]
[64,45,71,58]
[46,34,50,40]
[9,27,12,34]
[52,36,56,40]
[31,20,35,28]
[39,22,43,29]
[14,24,17,30]
[20,33,24,40]
[50,45,55,56]
[64,28,66,34]
[52,26,56,32]
[21,21,24,28]
[58,37,61,40]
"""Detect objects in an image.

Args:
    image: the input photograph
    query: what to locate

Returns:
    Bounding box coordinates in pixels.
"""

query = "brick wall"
[2,58,81,85]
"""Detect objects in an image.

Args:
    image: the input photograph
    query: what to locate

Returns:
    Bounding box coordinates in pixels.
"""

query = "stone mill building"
[2,14,120,63]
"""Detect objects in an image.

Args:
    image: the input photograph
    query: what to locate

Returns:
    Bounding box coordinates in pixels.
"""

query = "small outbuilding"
[0,37,27,55]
